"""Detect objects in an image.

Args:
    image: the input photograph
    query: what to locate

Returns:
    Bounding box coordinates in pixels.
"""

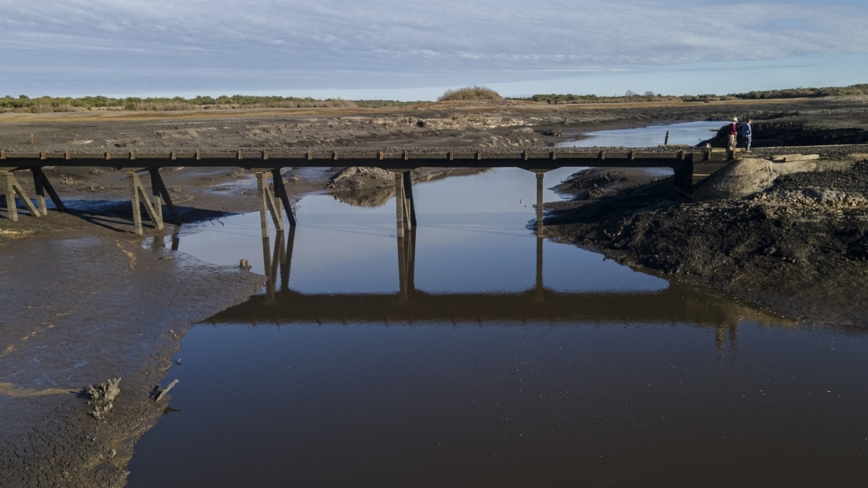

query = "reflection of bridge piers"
[241,226,786,351]
[397,228,416,301]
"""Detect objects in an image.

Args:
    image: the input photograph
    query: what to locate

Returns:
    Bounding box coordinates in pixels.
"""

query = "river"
[125,123,868,487]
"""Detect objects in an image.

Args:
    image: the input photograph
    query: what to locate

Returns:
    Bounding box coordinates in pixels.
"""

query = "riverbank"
[544,159,868,327]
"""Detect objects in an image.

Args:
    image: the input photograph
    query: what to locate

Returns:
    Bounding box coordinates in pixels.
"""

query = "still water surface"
[127,125,868,487]
[559,120,723,148]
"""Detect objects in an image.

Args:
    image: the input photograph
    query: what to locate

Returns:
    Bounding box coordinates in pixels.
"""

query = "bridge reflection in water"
[208,228,787,351]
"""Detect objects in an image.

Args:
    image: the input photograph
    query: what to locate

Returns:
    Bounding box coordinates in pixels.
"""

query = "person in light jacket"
[728,118,738,151]
[741,119,753,152]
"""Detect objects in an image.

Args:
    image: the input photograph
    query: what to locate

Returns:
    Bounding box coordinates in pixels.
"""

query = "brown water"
[126,164,868,487]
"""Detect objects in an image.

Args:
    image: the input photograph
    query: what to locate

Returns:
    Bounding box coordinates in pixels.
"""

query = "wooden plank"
[32,167,66,212]
[772,154,820,162]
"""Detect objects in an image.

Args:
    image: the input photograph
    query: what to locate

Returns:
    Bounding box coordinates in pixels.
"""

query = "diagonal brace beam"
[31,167,67,213]
[128,171,164,235]
[1,170,41,221]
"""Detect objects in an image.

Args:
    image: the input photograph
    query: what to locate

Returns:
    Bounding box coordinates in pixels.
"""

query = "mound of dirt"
[544,161,868,327]
[328,166,396,191]
[693,158,854,200]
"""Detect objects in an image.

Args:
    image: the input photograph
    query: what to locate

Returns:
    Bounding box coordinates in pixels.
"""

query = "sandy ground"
[2,97,868,486]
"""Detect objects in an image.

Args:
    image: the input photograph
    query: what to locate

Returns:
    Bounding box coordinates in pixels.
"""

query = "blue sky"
[2,0,867,100]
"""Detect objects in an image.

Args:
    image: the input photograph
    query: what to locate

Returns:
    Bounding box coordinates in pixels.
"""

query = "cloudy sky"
[2,0,868,99]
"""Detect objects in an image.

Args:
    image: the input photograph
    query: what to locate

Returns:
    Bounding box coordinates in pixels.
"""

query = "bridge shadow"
[208,227,797,354]
[0,198,230,233]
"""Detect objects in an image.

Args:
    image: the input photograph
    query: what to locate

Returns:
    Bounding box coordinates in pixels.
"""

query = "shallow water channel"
[126,125,868,487]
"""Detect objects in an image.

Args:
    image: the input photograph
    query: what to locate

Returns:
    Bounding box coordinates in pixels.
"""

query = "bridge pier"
[522,168,555,237]
[128,171,163,235]
[255,171,285,240]
[272,168,297,227]
[1,170,42,221]
[392,170,415,238]
[148,168,181,225]
[31,167,66,214]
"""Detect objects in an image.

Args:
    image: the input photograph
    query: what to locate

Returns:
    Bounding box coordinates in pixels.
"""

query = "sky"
[2,0,868,100]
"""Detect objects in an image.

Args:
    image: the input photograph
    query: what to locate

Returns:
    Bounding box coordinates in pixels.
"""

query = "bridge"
[1,144,864,238]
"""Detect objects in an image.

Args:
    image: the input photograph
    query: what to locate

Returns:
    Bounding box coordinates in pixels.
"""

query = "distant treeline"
[4,83,868,113]
[0,94,419,113]
[513,84,868,104]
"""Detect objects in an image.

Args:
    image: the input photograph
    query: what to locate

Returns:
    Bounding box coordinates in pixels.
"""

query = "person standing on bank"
[742,119,753,152]
[728,117,738,151]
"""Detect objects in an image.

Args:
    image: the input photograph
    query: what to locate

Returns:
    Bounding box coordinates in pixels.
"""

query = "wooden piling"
[31,170,47,216]
[149,168,181,225]
[128,172,163,235]
[255,171,284,240]
[256,172,271,240]
[271,168,296,226]
[394,172,405,238]
[402,171,417,226]
[31,168,66,213]
[2,171,42,221]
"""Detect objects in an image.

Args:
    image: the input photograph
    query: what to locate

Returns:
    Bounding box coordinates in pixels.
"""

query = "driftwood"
[773,154,820,163]
[154,379,179,402]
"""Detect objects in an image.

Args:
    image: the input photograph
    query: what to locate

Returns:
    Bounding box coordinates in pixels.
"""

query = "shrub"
[438,86,502,102]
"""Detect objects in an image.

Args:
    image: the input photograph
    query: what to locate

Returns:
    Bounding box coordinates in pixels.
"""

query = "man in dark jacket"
[741,119,753,152]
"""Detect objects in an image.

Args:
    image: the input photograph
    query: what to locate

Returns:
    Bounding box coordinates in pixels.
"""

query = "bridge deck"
[1,147,720,170]
[3,144,865,235]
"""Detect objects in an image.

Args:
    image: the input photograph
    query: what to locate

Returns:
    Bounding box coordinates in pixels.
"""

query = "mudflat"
[2,96,868,486]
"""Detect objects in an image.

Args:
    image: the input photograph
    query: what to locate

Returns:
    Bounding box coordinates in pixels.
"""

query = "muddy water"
[126,161,868,486]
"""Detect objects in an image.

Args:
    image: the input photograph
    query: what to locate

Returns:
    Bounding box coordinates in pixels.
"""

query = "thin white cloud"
[1,0,867,96]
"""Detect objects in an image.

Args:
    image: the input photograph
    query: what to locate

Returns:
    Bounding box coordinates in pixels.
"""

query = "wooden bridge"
[0,145,860,238]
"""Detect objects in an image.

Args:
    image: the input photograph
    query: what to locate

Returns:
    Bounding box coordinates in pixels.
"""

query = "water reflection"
[559,121,724,148]
[222,226,783,341]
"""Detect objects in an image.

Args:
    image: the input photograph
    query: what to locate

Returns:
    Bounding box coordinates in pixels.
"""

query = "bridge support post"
[522,168,555,237]
[128,171,163,235]
[271,168,296,227]
[30,167,66,213]
[256,171,284,240]
[148,168,181,225]
[394,172,407,238]
[402,171,417,227]
[1,171,41,221]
